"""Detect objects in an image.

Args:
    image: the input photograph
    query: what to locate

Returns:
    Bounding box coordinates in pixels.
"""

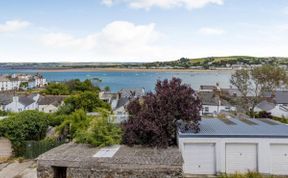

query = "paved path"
[0,160,37,178]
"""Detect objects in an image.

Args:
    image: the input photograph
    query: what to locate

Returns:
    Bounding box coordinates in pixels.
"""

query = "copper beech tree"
[122,78,202,147]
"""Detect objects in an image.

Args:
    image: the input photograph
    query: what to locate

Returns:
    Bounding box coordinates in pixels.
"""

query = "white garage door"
[226,143,257,173]
[183,143,216,175]
[271,144,288,175]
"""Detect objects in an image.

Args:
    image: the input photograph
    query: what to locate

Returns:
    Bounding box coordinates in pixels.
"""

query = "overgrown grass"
[218,172,275,178]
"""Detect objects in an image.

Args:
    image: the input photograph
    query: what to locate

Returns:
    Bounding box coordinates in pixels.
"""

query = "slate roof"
[114,97,129,110]
[119,88,145,98]
[38,95,65,107]
[198,91,231,106]
[0,94,13,105]
[178,118,288,138]
[37,143,183,170]
[19,96,35,106]
[255,100,276,111]
[264,91,288,104]
[0,94,37,106]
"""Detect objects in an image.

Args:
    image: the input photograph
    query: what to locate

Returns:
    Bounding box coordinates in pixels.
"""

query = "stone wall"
[37,165,183,178]
[0,137,12,163]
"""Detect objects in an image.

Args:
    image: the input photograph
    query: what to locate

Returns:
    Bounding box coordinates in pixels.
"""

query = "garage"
[270,144,288,175]
[226,143,257,173]
[183,143,216,175]
[178,118,288,176]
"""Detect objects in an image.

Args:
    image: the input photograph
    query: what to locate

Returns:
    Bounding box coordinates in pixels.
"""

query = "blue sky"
[0,0,288,62]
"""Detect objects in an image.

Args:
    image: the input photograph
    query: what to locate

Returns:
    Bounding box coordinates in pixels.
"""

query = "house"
[255,91,288,118]
[0,94,39,112]
[98,91,118,103]
[0,73,47,91]
[38,95,65,113]
[0,137,12,163]
[177,118,288,176]
[119,88,145,98]
[198,91,236,115]
[0,75,20,91]
[110,97,130,123]
[37,143,182,178]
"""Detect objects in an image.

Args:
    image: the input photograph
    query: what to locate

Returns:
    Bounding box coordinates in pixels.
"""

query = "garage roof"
[178,118,288,138]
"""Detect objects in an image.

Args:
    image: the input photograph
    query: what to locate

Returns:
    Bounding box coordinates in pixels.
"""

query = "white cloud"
[198,27,225,35]
[40,21,163,60]
[102,0,224,10]
[0,20,30,33]
[102,0,114,6]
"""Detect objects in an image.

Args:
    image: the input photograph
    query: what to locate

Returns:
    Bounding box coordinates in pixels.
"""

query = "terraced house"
[0,73,47,91]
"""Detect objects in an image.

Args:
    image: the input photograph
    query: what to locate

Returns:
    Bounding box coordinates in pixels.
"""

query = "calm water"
[0,69,232,92]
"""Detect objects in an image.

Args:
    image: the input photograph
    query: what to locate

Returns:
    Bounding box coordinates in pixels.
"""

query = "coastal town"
[2,0,288,178]
[0,64,288,178]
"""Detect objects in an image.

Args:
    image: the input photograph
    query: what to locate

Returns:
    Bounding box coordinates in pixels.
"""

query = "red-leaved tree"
[122,78,202,147]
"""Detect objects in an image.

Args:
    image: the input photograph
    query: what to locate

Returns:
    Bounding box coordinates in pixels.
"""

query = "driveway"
[0,160,37,178]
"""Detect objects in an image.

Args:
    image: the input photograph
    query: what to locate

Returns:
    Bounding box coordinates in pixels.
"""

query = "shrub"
[122,78,202,147]
[0,111,50,156]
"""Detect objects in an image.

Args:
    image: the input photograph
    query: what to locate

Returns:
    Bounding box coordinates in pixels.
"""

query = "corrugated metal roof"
[178,118,288,138]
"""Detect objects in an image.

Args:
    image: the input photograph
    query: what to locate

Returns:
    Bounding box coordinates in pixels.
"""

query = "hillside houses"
[255,91,288,118]
[198,91,236,115]
[0,73,47,91]
[38,95,66,113]
[0,94,65,113]
[99,88,146,123]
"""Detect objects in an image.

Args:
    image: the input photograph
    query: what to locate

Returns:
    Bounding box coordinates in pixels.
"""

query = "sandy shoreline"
[35,67,235,73]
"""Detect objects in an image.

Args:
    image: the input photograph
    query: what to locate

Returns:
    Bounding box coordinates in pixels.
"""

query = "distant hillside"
[142,56,288,69]
[1,56,288,70]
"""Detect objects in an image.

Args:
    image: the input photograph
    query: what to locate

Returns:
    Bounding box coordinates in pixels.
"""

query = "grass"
[217,172,275,178]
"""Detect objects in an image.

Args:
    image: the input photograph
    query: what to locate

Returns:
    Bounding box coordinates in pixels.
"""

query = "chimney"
[13,96,19,103]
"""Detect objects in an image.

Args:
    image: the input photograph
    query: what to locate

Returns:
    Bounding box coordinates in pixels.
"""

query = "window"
[204,107,209,112]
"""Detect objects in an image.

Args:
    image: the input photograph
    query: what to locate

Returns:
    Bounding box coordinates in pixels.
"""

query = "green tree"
[0,111,50,155]
[230,65,288,116]
[57,109,122,147]
[75,115,122,147]
[42,83,69,95]
[104,86,110,91]
[64,91,110,112]
[42,79,100,95]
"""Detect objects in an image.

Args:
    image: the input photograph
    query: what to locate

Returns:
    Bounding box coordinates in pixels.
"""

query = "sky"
[0,0,288,62]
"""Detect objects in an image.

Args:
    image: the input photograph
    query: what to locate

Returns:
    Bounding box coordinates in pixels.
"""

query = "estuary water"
[0,69,232,92]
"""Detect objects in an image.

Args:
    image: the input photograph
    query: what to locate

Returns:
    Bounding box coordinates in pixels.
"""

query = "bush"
[75,116,122,147]
[122,78,202,147]
[42,79,100,95]
[0,111,50,156]
[56,109,122,147]
[64,91,111,113]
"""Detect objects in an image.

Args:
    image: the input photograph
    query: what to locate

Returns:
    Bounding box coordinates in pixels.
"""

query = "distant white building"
[0,94,39,112]
[0,73,47,91]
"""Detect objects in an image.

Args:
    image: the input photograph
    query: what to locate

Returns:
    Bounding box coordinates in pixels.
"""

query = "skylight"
[93,145,120,158]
